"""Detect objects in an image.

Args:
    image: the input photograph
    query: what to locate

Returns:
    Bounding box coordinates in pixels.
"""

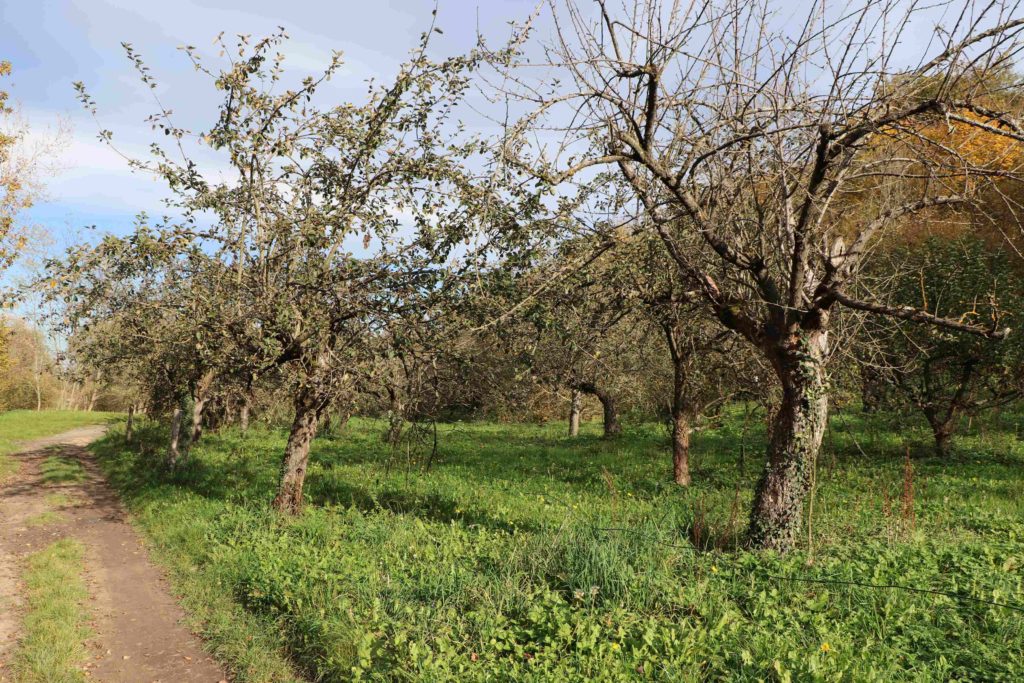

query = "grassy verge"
[92,411,1024,681]
[12,539,90,683]
[0,410,119,482]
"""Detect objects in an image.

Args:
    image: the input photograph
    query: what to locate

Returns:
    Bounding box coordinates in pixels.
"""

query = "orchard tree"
[73,26,527,513]
[624,233,761,485]
[46,225,229,464]
[488,0,1024,550]
[862,235,1024,456]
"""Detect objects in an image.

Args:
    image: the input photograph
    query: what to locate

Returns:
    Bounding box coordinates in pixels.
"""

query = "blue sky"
[1,0,538,263]
[0,0,1005,276]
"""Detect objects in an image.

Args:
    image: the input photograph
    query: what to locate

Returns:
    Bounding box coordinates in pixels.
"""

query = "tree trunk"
[385,386,404,446]
[167,406,183,468]
[598,391,621,438]
[190,396,207,445]
[672,410,692,486]
[568,390,582,437]
[578,381,621,438]
[747,331,829,552]
[667,333,694,486]
[924,408,956,457]
[125,405,135,444]
[188,371,215,446]
[240,399,251,433]
[320,413,334,437]
[273,390,326,514]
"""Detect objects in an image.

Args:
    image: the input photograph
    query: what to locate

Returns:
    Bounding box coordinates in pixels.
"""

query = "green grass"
[91,409,1024,682]
[39,456,87,485]
[0,410,118,481]
[12,539,90,683]
[44,492,74,507]
[25,510,63,527]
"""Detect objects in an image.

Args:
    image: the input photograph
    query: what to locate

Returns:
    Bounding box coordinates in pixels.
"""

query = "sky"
[0,0,539,265]
[0,0,1010,282]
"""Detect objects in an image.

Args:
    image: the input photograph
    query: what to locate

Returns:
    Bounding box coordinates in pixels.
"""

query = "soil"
[0,426,228,682]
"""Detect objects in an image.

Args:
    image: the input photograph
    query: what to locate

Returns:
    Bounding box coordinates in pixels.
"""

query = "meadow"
[90,408,1024,682]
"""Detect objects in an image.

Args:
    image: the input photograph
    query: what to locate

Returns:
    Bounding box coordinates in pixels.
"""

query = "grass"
[11,539,90,683]
[44,492,74,507]
[91,408,1024,682]
[25,510,63,527]
[39,456,87,485]
[0,410,118,481]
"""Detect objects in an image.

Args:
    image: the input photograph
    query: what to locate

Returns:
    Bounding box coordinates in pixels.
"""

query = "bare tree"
[488,0,1024,550]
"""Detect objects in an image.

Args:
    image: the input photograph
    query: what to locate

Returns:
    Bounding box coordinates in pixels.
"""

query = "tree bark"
[189,371,215,446]
[599,392,621,438]
[125,405,135,444]
[667,328,693,486]
[239,399,250,433]
[747,331,829,552]
[568,389,582,437]
[190,396,207,445]
[167,406,183,468]
[577,381,621,438]
[923,408,956,457]
[672,410,692,486]
[273,389,327,514]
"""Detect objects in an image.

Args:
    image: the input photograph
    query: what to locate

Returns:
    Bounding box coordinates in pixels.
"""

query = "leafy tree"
[862,236,1024,456]
[69,27,523,512]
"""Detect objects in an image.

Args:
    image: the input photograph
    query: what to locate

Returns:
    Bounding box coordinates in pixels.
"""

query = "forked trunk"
[924,408,956,457]
[189,371,215,446]
[125,405,135,443]
[167,406,183,468]
[747,331,829,552]
[672,411,692,486]
[273,392,325,515]
[568,390,582,437]
[577,381,621,438]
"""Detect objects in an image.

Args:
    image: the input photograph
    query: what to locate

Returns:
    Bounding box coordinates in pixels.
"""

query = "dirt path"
[0,426,227,682]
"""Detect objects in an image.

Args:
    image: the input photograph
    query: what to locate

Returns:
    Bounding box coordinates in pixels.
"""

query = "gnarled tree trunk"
[671,410,692,486]
[568,389,582,437]
[273,388,327,515]
[577,381,621,438]
[189,371,215,446]
[923,407,956,458]
[747,331,829,551]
